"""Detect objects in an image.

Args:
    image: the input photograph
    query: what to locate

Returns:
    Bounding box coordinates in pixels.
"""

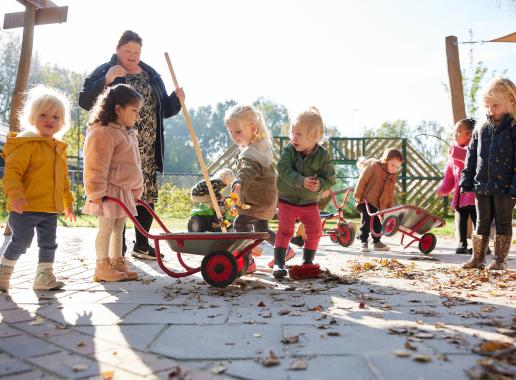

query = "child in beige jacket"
[83,84,144,282]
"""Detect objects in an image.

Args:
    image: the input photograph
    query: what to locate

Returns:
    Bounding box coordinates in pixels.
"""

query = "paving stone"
[12,321,73,338]
[73,324,164,351]
[0,294,18,311]
[6,289,72,305]
[46,331,120,356]
[0,324,23,338]
[150,324,284,360]
[0,353,32,377]
[36,303,137,326]
[0,369,55,380]
[152,365,224,380]
[365,352,480,380]
[187,355,376,380]
[92,347,178,376]
[0,335,61,358]
[121,304,230,325]
[25,351,105,379]
[0,304,40,323]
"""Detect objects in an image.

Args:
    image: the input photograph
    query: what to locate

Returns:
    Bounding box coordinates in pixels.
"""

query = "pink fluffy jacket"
[437,143,475,209]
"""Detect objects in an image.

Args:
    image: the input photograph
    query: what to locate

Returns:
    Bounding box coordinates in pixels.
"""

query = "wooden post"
[8,3,36,132]
[445,36,466,123]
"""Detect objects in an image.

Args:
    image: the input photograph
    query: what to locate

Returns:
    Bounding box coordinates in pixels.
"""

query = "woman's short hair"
[117,30,142,48]
[292,107,324,143]
[224,105,270,144]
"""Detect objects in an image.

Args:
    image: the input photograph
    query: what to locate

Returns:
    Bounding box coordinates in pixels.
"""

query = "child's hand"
[303,177,320,192]
[64,206,76,222]
[11,198,27,214]
[175,87,185,102]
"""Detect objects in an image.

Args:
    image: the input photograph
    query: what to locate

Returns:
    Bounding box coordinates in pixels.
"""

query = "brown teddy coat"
[354,159,397,210]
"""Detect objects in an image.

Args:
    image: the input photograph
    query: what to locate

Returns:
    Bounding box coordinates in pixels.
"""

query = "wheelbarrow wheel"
[337,222,355,247]
[237,253,250,277]
[382,215,399,237]
[418,233,437,254]
[201,250,238,288]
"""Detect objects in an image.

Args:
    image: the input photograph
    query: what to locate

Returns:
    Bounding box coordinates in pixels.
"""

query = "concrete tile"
[73,324,164,351]
[37,303,137,326]
[0,356,32,377]
[0,304,40,323]
[0,324,23,338]
[25,351,102,379]
[150,324,284,360]
[121,304,230,325]
[0,370,55,380]
[12,321,73,338]
[93,347,178,376]
[46,331,120,356]
[0,335,61,359]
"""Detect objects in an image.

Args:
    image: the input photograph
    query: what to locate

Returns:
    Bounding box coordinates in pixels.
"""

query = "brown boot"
[93,258,128,282]
[110,257,139,280]
[0,264,14,292]
[487,234,511,270]
[33,266,65,290]
[462,234,489,269]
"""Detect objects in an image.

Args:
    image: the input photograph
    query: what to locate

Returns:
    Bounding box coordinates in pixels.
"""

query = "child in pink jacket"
[83,84,144,282]
[436,118,476,254]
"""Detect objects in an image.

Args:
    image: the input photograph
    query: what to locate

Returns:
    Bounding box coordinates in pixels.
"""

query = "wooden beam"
[3,6,67,29]
[8,4,36,132]
[16,0,57,8]
[445,36,466,124]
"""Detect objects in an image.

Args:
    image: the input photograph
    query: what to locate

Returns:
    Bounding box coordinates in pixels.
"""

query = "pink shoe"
[268,247,296,268]
[246,259,257,274]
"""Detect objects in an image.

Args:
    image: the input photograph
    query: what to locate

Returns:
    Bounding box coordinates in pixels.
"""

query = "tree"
[252,97,289,137]
[363,119,410,138]
[0,31,21,125]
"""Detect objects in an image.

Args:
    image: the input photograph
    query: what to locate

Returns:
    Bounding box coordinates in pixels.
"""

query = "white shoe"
[360,242,370,253]
[373,242,390,251]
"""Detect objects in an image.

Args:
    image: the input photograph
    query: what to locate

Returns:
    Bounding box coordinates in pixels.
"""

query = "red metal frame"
[320,188,354,242]
[363,200,444,251]
[105,197,267,279]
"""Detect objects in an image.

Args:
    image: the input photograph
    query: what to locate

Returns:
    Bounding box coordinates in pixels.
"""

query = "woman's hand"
[64,206,76,222]
[11,198,27,214]
[175,87,185,102]
[90,198,103,205]
[105,65,126,86]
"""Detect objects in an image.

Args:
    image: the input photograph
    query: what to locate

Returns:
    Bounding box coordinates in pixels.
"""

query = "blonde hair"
[292,106,324,143]
[224,105,269,144]
[20,85,71,137]
[215,168,234,185]
[482,77,516,120]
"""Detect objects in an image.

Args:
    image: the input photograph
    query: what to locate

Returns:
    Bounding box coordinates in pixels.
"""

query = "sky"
[2,0,515,135]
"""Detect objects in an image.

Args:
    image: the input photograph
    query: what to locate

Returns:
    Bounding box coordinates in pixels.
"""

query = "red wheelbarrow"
[106,197,269,288]
[363,201,445,254]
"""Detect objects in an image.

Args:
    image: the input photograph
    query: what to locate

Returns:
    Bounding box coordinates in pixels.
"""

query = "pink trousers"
[275,201,322,251]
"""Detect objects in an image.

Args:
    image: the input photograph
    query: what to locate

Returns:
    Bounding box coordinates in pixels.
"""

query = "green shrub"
[0,180,7,217]
[156,183,192,218]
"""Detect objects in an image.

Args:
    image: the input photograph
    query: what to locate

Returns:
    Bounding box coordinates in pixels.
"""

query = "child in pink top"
[436,118,476,254]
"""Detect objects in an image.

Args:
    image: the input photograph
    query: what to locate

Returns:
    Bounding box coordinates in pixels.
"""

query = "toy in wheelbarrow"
[106,197,268,288]
[363,200,445,254]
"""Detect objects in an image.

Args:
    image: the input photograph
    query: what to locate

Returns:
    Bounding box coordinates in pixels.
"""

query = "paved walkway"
[0,227,514,379]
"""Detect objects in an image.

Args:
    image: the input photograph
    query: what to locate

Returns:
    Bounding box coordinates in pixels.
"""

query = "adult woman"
[79,30,185,260]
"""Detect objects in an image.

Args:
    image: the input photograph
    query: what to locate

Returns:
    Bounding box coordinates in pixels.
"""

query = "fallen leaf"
[29,316,45,325]
[72,363,88,372]
[278,309,290,315]
[257,301,266,307]
[282,335,299,344]
[210,363,226,375]
[101,370,114,380]
[288,358,307,370]
[413,355,432,363]
[404,341,417,351]
[393,349,412,357]
[413,332,435,339]
[261,351,280,367]
[327,331,340,337]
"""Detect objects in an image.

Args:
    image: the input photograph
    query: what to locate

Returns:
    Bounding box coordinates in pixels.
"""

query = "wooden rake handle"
[164,52,226,232]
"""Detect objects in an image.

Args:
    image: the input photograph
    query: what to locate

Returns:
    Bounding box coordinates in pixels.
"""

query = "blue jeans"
[2,212,58,263]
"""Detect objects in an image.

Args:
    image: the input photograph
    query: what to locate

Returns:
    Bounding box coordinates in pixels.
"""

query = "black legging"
[357,203,382,243]
[123,203,154,251]
[456,205,476,246]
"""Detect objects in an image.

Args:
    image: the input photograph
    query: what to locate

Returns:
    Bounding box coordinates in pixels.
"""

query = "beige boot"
[93,258,128,282]
[110,257,139,280]
[0,259,15,292]
[487,234,511,270]
[462,234,489,269]
[33,264,65,290]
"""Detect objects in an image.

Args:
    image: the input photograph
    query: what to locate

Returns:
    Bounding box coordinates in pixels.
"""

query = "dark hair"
[457,118,476,131]
[117,30,142,48]
[88,84,143,126]
[381,148,404,163]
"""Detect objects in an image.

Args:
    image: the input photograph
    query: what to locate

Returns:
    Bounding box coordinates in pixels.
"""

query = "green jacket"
[277,143,335,205]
